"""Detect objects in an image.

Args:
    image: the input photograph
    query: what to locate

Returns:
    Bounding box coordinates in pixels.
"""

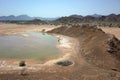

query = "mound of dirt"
[48,25,120,71]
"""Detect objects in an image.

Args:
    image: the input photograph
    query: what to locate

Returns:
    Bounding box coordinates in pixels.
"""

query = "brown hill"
[24,19,47,24]
[48,25,120,71]
[55,14,120,26]
[55,17,82,25]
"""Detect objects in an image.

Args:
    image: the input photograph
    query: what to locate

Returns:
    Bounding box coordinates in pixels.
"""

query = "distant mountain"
[69,14,102,18]
[104,14,118,22]
[22,19,47,24]
[37,17,58,21]
[0,15,15,21]
[16,15,33,20]
[55,14,120,25]
[88,14,103,18]
[55,17,82,24]
[0,14,120,23]
[0,15,33,21]
[0,15,57,21]
[69,15,83,18]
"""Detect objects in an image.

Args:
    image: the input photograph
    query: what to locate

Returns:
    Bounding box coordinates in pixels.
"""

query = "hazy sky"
[0,0,120,17]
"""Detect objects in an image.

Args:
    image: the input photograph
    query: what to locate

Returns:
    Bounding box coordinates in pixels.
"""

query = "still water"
[0,32,59,61]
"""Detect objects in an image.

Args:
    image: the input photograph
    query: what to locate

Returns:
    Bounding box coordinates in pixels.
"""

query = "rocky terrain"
[47,25,120,80]
[54,14,120,27]
[0,24,120,80]
[1,14,120,27]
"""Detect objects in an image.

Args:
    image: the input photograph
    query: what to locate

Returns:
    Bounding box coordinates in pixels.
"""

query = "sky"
[0,0,120,17]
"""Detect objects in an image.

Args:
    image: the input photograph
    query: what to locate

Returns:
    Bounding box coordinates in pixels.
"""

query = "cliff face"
[48,25,120,71]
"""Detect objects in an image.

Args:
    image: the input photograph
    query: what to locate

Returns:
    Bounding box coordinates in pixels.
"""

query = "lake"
[0,32,59,61]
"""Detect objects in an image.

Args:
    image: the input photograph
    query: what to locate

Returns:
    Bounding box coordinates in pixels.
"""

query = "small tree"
[19,61,26,75]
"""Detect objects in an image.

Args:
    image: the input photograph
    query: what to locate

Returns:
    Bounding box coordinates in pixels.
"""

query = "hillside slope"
[48,25,120,79]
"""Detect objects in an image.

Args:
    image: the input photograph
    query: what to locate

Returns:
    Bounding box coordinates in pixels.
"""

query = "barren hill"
[48,25,120,80]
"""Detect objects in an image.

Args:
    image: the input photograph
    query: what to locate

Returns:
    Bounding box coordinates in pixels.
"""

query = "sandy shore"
[0,23,77,72]
[0,23,60,36]
[43,35,76,66]
[0,35,77,74]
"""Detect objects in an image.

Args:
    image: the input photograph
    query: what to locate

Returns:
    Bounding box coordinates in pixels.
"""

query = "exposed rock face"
[48,25,120,72]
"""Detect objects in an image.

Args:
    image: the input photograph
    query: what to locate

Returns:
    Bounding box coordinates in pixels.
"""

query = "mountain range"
[0,14,120,23]
[55,14,120,23]
[69,14,102,18]
[0,15,57,21]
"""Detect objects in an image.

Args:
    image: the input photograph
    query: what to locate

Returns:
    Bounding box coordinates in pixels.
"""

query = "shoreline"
[0,33,76,72]
[43,34,75,66]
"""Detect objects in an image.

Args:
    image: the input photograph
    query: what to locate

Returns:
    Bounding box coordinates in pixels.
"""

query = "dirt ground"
[100,27,120,40]
[47,25,120,80]
[0,23,80,80]
[0,23,60,36]
[0,23,120,80]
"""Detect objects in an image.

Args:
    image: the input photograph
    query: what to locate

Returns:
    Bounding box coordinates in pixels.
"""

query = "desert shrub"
[19,61,26,67]
[56,60,73,66]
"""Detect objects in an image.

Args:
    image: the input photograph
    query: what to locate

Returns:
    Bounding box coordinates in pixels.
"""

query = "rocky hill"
[48,25,120,79]
[23,19,47,24]
[54,14,120,27]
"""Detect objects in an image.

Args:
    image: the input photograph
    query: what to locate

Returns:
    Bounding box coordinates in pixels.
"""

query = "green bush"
[19,61,26,67]
[56,60,72,66]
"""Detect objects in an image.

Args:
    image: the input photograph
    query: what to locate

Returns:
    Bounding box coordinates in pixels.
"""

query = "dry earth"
[101,27,120,40]
[0,23,120,80]
[0,23,60,36]
[47,25,120,80]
